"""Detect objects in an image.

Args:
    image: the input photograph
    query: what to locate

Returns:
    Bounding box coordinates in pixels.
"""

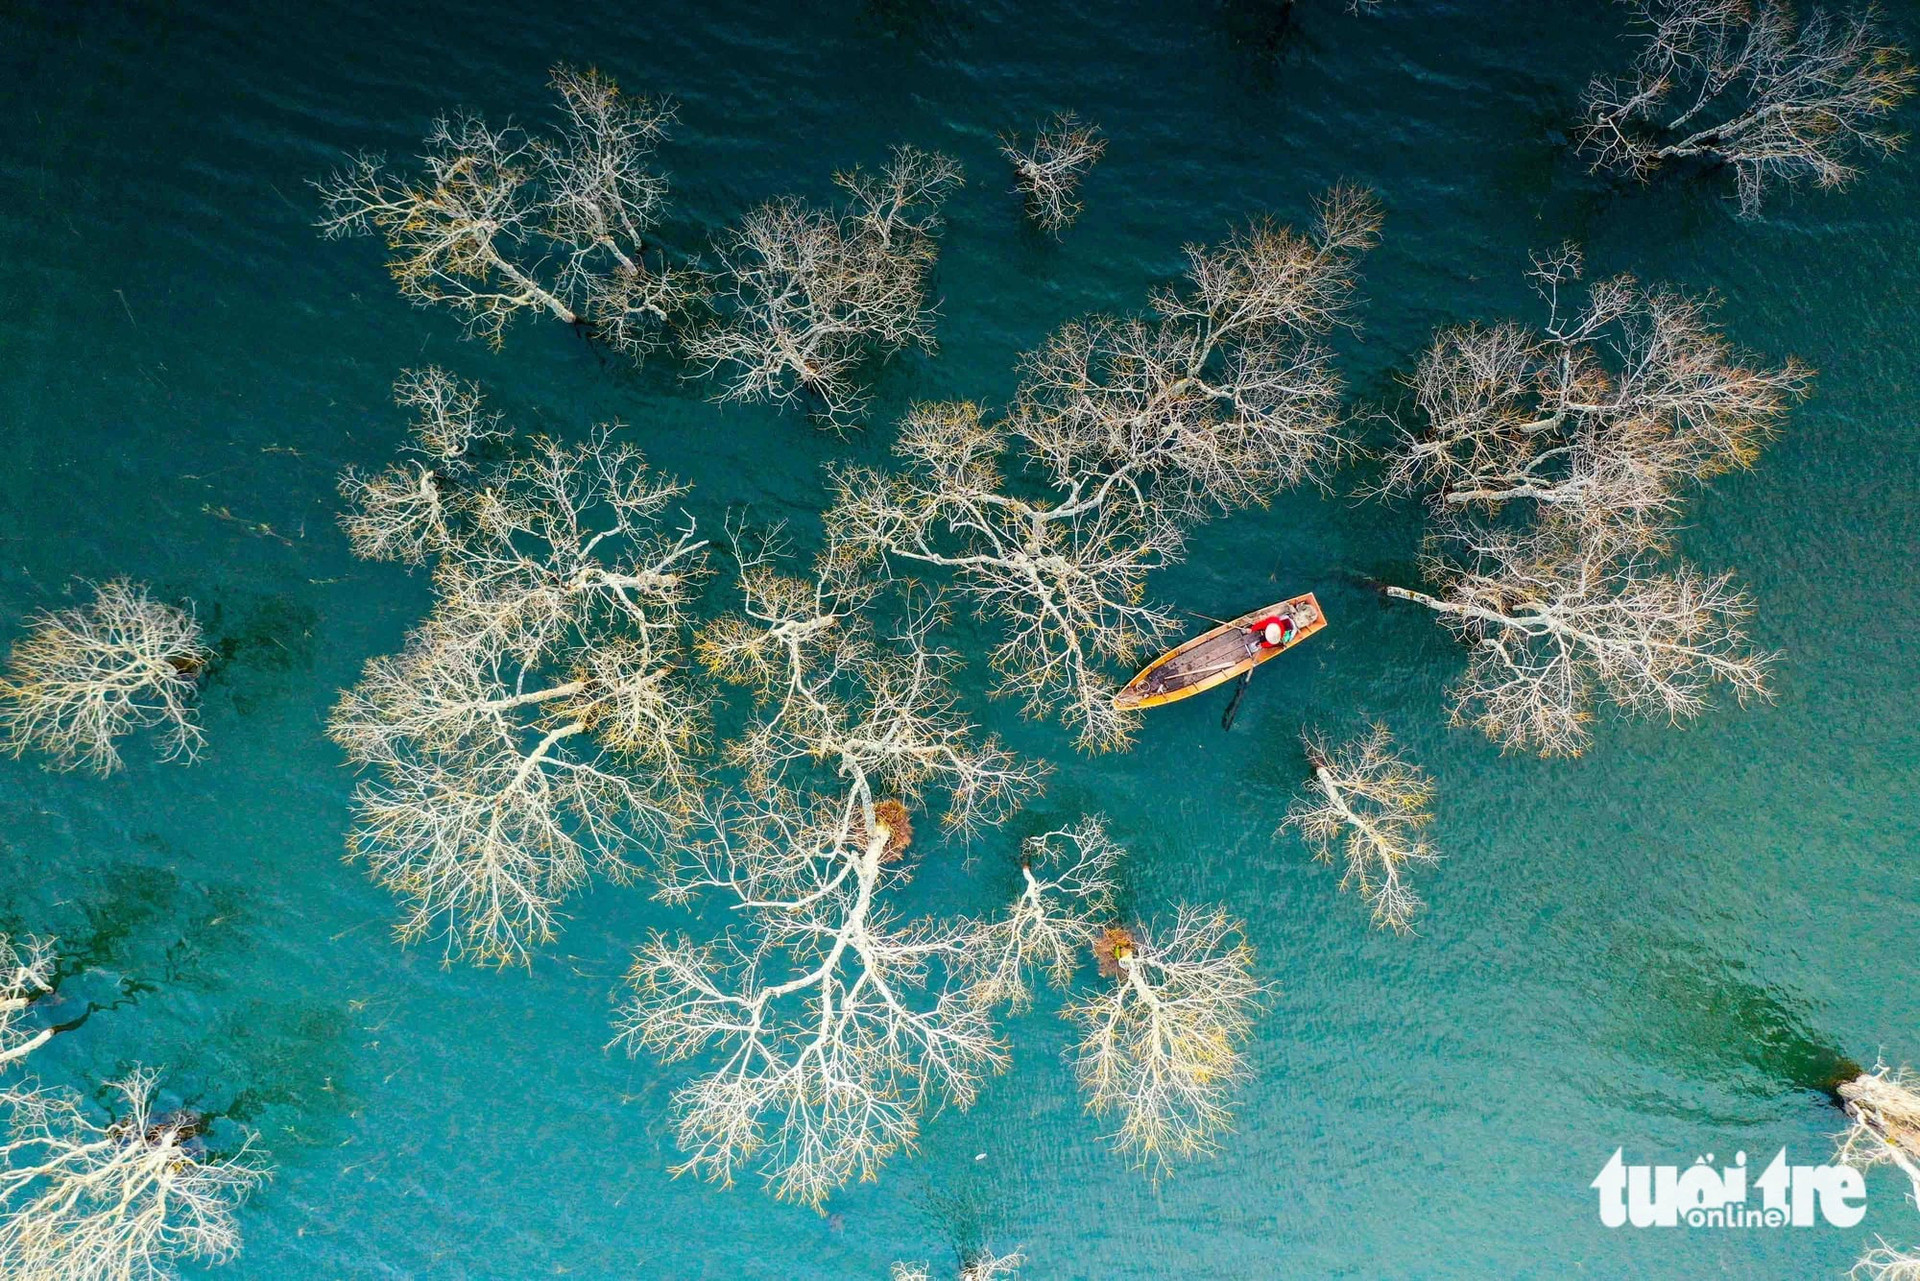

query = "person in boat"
[1248,612,1296,653]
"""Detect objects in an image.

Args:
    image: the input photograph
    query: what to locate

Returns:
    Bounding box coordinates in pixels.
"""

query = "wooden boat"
[1112,593,1325,711]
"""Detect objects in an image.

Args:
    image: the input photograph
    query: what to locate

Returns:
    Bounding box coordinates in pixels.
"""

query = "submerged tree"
[1066,906,1264,1173]
[1856,1240,1920,1281]
[829,187,1381,749]
[961,819,1120,1011]
[1284,724,1440,933]
[336,367,507,566]
[1001,112,1107,235]
[1384,521,1773,756]
[1380,247,1809,549]
[616,541,1076,1206]
[1580,0,1916,216]
[684,146,964,423]
[894,1249,1026,1281]
[1837,1062,1920,1204]
[0,1068,266,1278]
[0,579,212,776]
[315,64,698,353]
[0,936,56,1070]
[331,374,709,965]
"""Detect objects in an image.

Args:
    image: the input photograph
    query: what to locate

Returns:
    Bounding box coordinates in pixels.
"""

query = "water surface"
[2,2,1917,1277]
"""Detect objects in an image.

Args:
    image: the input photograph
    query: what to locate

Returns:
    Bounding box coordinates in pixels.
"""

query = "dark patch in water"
[1600,932,1858,1098]
[202,592,321,715]
[181,999,359,1147]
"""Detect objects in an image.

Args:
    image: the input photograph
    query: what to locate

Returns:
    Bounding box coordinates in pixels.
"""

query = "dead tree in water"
[614,540,1073,1208]
[1065,906,1265,1173]
[315,65,699,354]
[894,1250,1027,1281]
[1380,247,1809,550]
[1580,0,1916,216]
[1284,724,1439,933]
[0,936,56,1070]
[684,146,964,424]
[336,367,506,566]
[1002,112,1106,235]
[961,819,1121,1012]
[331,372,709,966]
[829,187,1380,749]
[1383,522,1773,757]
[0,1068,267,1277]
[0,579,212,775]
[1837,1062,1920,1205]
[1854,1240,1920,1281]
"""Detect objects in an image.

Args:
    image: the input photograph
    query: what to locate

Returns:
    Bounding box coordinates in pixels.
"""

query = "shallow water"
[2,1,1918,1277]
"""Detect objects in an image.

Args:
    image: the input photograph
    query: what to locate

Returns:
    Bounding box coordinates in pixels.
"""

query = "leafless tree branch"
[614,541,1065,1208]
[1064,906,1265,1173]
[0,1068,267,1278]
[332,374,709,966]
[1001,112,1107,235]
[1384,521,1774,756]
[1580,0,1916,216]
[1284,724,1440,933]
[0,937,56,1071]
[1380,246,1809,550]
[684,146,963,424]
[0,580,211,775]
[314,65,699,353]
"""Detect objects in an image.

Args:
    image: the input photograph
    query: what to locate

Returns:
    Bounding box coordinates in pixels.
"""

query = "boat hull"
[1111,593,1325,711]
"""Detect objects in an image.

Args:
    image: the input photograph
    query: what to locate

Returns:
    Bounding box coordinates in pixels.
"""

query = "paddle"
[1220,669,1254,731]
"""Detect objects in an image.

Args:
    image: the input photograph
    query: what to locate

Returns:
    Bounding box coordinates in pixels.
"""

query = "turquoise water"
[2,1,1918,1276]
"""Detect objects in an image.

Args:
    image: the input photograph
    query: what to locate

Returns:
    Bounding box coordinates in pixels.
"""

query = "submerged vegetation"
[1378,247,1805,756]
[1285,723,1440,933]
[1581,0,1916,217]
[894,1249,1026,1281]
[315,64,695,354]
[4,2,1918,1274]
[329,368,709,965]
[1002,112,1107,235]
[0,579,212,775]
[686,145,965,423]
[0,929,267,1278]
[828,186,1381,749]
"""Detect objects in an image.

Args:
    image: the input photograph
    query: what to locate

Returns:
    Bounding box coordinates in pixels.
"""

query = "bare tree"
[894,1249,1026,1281]
[333,626,704,966]
[615,539,1077,1208]
[1284,724,1440,933]
[0,1068,266,1277]
[0,579,212,775]
[1383,522,1773,756]
[1837,1063,1920,1205]
[1064,906,1264,1173]
[961,818,1119,1011]
[1856,1240,1920,1281]
[829,187,1380,749]
[1580,0,1917,216]
[0,936,56,1070]
[830,400,1182,751]
[1380,247,1809,549]
[332,376,709,966]
[315,65,698,353]
[684,145,964,424]
[337,367,507,566]
[1008,185,1379,519]
[1002,112,1107,235]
